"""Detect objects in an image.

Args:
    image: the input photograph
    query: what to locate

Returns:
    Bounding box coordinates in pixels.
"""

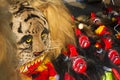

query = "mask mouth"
[19,52,46,75]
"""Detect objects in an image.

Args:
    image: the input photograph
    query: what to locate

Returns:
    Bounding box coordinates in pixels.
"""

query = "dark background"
[65,0,120,17]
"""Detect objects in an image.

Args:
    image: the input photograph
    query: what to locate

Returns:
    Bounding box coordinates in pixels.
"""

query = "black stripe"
[18,46,32,51]
[24,14,40,22]
[14,6,35,15]
[42,27,49,34]
[18,47,32,54]
[18,22,23,33]
[26,22,32,33]
[42,16,47,25]
[10,22,13,29]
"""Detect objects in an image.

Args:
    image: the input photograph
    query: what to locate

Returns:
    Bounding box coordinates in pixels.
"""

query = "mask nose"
[32,39,45,56]
[33,50,44,56]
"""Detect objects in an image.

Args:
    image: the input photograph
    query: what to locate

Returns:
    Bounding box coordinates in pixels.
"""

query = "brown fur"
[0,1,19,80]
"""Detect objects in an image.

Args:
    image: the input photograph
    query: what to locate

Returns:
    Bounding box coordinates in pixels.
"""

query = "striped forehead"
[11,12,48,42]
[12,11,47,32]
[10,1,49,41]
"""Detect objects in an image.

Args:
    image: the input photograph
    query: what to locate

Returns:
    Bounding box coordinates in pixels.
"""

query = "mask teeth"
[31,61,35,66]
[37,58,41,62]
[19,65,28,73]
[23,66,28,73]
[19,55,44,74]
[34,58,40,65]
[27,63,31,68]
[19,66,25,73]
[34,60,38,64]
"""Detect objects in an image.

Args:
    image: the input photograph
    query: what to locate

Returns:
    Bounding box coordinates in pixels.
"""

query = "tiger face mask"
[9,1,50,67]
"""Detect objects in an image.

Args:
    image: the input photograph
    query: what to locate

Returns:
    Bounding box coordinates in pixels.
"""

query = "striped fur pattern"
[9,1,50,66]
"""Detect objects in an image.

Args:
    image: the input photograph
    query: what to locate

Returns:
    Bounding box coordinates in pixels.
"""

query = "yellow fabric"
[111,17,117,22]
[116,33,120,38]
[102,71,115,80]
[95,25,105,35]
[20,74,32,80]
[49,76,56,80]
[37,64,47,72]
[36,58,50,72]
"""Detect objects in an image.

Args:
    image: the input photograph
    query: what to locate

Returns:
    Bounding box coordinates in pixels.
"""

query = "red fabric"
[33,62,56,80]
[75,28,90,48]
[107,7,113,13]
[78,35,91,48]
[34,70,49,80]
[95,42,102,48]
[108,49,120,65]
[67,44,87,74]
[46,62,57,76]
[67,44,78,57]
[116,17,120,27]
[112,68,120,80]
[72,57,87,74]
[116,34,120,39]
[101,37,112,50]
[91,12,96,20]
[95,25,112,50]
[75,28,82,37]
[27,61,41,76]
[97,26,110,36]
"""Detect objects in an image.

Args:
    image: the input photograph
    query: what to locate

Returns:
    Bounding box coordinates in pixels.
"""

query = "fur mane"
[30,0,77,58]
[0,1,19,80]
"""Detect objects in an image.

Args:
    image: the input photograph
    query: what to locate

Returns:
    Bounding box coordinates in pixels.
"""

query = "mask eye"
[18,35,33,44]
[26,38,32,43]
[41,28,49,40]
[41,33,47,40]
